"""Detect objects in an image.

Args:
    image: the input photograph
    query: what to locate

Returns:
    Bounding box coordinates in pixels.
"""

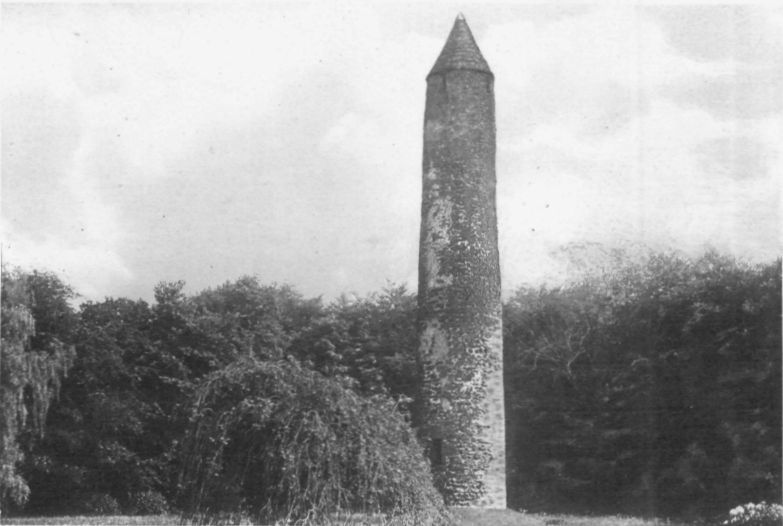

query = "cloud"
[488,6,781,291]
[2,90,133,300]
[2,91,81,237]
[2,218,133,301]
[646,5,783,64]
[695,136,774,181]
[3,4,780,302]
[663,69,783,121]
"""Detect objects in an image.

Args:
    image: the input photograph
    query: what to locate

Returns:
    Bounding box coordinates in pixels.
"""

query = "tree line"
[1,250,780,521]
[504,251,781,519]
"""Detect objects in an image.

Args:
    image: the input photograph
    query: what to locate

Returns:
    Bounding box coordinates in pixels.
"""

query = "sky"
[2,2,781,303]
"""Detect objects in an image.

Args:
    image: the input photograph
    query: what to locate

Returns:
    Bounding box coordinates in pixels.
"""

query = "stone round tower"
[417,14,506,508]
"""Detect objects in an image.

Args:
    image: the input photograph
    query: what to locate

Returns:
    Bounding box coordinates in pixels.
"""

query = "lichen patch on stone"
[422,197,454,290]
[419,320,450,362]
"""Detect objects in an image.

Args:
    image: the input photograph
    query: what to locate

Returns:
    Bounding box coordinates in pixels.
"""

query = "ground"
[3,509,694,526]
[451,509,690,526]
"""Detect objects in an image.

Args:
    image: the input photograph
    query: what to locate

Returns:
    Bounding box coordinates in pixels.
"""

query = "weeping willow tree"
[1,269,76,513]
[178,356,446,525]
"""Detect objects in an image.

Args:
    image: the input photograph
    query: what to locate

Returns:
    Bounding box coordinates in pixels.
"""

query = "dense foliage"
[2,250,780,521]
[16,278,426,519]
[178,357,442,524]
[1,269,76,514]
[287,285,419,401]
[504,252,781,518]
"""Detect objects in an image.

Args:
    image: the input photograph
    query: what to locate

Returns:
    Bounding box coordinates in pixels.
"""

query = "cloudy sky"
[3,3,781,302]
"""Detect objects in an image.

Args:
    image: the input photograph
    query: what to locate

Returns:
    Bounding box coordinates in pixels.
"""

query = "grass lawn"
[2,509,696,526]
[451,509,692,526]
[1,516,182,525]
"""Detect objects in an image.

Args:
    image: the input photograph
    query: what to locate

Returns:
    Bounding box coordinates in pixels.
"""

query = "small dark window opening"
[430,438,444,467]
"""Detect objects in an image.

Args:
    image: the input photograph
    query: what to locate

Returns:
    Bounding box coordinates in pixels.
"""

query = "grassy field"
[2,516,181,525]
[451,509,692,526]
[2,509,696,526]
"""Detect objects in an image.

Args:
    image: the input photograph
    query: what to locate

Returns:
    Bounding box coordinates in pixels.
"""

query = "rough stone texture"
[428,14,492,78]
[417,16,506,509]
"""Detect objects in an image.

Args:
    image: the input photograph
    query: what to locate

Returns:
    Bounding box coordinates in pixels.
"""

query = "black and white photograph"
[2,3,781,525]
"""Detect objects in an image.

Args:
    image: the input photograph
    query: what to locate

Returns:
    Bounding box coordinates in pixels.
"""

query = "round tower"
[417,14,506,508]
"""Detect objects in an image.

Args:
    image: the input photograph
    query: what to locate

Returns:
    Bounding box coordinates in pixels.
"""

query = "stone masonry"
[417,14,506,509]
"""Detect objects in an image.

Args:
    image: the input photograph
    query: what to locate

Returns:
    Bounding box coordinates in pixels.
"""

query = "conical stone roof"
[428,14,492,78]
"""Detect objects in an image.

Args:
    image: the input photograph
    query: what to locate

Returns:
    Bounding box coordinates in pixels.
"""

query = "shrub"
[127,490,169,515]
[177,357,445,525]
[79,493,121,515]
[723,502,783,526]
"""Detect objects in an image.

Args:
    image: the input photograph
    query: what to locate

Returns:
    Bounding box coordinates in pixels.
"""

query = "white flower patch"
[723,501,783,525]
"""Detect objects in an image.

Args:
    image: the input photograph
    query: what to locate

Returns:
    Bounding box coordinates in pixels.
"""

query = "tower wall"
[418,62,506,508]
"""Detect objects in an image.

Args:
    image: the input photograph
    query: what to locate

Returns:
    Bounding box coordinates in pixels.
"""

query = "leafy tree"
[11,253,779,522]
[23,277,327,514]
[504,251,781,518]
[23,297,173,513]
[178,356,444,524]
[290,285,419,404]
[1,269,76,513]
[190,277,322,362]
